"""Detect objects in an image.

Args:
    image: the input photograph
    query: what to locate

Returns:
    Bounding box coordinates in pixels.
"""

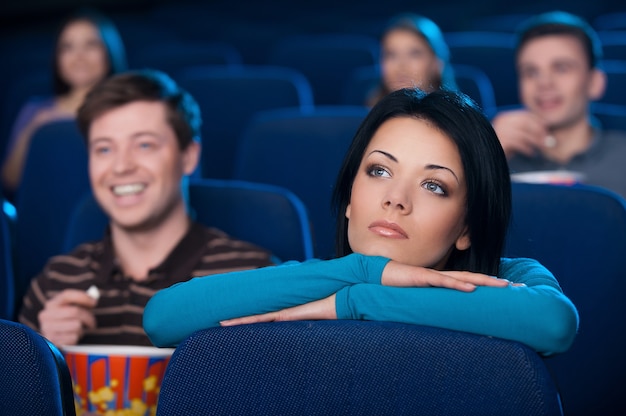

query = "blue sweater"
[143,254,578,354]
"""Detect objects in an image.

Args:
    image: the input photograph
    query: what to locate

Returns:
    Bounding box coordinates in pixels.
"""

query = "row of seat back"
[505,182,626,415]
[156,320,563,416]
[63,178,315,264]
[0,318,76,416]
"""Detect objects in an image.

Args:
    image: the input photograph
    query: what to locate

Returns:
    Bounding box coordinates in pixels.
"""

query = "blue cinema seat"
[266,33,380,105]
[505,182,626,415]
[13,120,89,310]
[0,318,76,415]
[176,64,314,179]
[156,320,563,416]
[444,31,518,107]
[233,105,369,259]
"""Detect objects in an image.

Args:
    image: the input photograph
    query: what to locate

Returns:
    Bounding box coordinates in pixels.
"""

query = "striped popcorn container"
[62,345,174,416]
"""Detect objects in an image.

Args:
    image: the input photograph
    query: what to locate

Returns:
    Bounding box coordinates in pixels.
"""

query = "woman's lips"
[368,220,408,239]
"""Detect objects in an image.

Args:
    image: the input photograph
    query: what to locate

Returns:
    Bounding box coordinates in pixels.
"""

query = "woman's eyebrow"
[426,164,460,183]
[368,149,397,162]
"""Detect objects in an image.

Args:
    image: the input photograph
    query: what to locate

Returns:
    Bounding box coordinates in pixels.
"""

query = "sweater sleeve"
[335,257,579,355]
[144,254,390,347]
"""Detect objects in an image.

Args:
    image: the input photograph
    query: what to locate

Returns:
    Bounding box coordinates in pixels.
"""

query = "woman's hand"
[220,295,337,327]
[382,261,514,292]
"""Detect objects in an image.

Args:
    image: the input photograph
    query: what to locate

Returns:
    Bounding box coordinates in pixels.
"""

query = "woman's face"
[381,28,441,93]
[57,20,109,90]
[345,116,470,269]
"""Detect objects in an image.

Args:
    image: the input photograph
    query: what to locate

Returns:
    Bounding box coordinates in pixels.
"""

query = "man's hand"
[38,289,98,346]
[492,109,549,159]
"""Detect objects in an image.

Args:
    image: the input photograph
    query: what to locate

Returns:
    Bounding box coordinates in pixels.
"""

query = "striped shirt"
[18,222,274,346]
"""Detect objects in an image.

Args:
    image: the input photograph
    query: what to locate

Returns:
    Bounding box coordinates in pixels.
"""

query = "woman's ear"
[345,203,352,220]
[455,226,471,251]
[588,68,607,101]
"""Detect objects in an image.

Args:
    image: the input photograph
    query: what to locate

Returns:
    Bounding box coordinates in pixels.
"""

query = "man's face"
[88,101,199,232]
[517,34,603,130]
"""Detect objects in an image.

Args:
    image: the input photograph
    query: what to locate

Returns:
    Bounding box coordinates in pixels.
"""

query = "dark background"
[1,0,624,65]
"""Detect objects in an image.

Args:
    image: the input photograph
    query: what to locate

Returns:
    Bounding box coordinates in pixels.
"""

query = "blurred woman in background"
[1,9,126,197]
[367,13,456,106]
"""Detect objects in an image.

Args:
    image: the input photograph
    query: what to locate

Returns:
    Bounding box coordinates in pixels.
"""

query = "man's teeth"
[113,184,145,196]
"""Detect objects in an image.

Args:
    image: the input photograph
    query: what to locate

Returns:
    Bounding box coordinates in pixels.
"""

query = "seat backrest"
[444,31,517,107]
[0,318,76,416]
[451,63,497,117]
[594,14,626,31]
[129,40,243,74]
[267,33,379,105]
[233,106,369,259]
[597,31,626,60]
[13,120,89,307]
[63,178,314,263]
[176,64,314,179]
[591,102,626,131]
[340,64,379,106]
[505,182,626,415]
[0,202,14,320]
[157,320,563,416]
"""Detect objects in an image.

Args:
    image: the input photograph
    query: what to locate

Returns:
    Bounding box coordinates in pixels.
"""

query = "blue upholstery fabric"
[0,318,76,416]
[234,106,369,259]
[176,64,314,179]
[505,182,626,415]
[444,31,518,107]
[13,120,89,308]
[64,178,314,263]
[129,40,243,74]
[597,31,626,60]
[591,102,626,131]
[267,34,379,105]
[452,64,497,118]
[156,320,563,416]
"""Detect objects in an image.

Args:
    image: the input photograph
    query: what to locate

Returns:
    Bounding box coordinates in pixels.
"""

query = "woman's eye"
[368,166,390,177]
[423,181,445,195]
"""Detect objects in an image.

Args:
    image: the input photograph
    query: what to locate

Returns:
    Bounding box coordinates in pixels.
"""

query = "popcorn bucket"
[62,345,174,416]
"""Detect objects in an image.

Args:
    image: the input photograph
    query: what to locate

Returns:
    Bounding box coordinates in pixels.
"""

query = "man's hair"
[515,11,603,69]
[77,69,202,149]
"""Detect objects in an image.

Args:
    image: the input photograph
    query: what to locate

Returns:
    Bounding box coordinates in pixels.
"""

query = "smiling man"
[491,11,626,199]
[18,70,274,346]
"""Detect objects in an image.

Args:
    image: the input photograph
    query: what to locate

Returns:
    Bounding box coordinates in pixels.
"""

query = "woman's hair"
[77,69,201,150]
[52,8,127,95]
[333,88,511,276]
[372,13,457,103]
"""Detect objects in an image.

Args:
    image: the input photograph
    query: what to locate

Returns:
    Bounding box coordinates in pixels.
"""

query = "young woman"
[1,9,126,195]
[144,88,578,355]
[367,13,457,106]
